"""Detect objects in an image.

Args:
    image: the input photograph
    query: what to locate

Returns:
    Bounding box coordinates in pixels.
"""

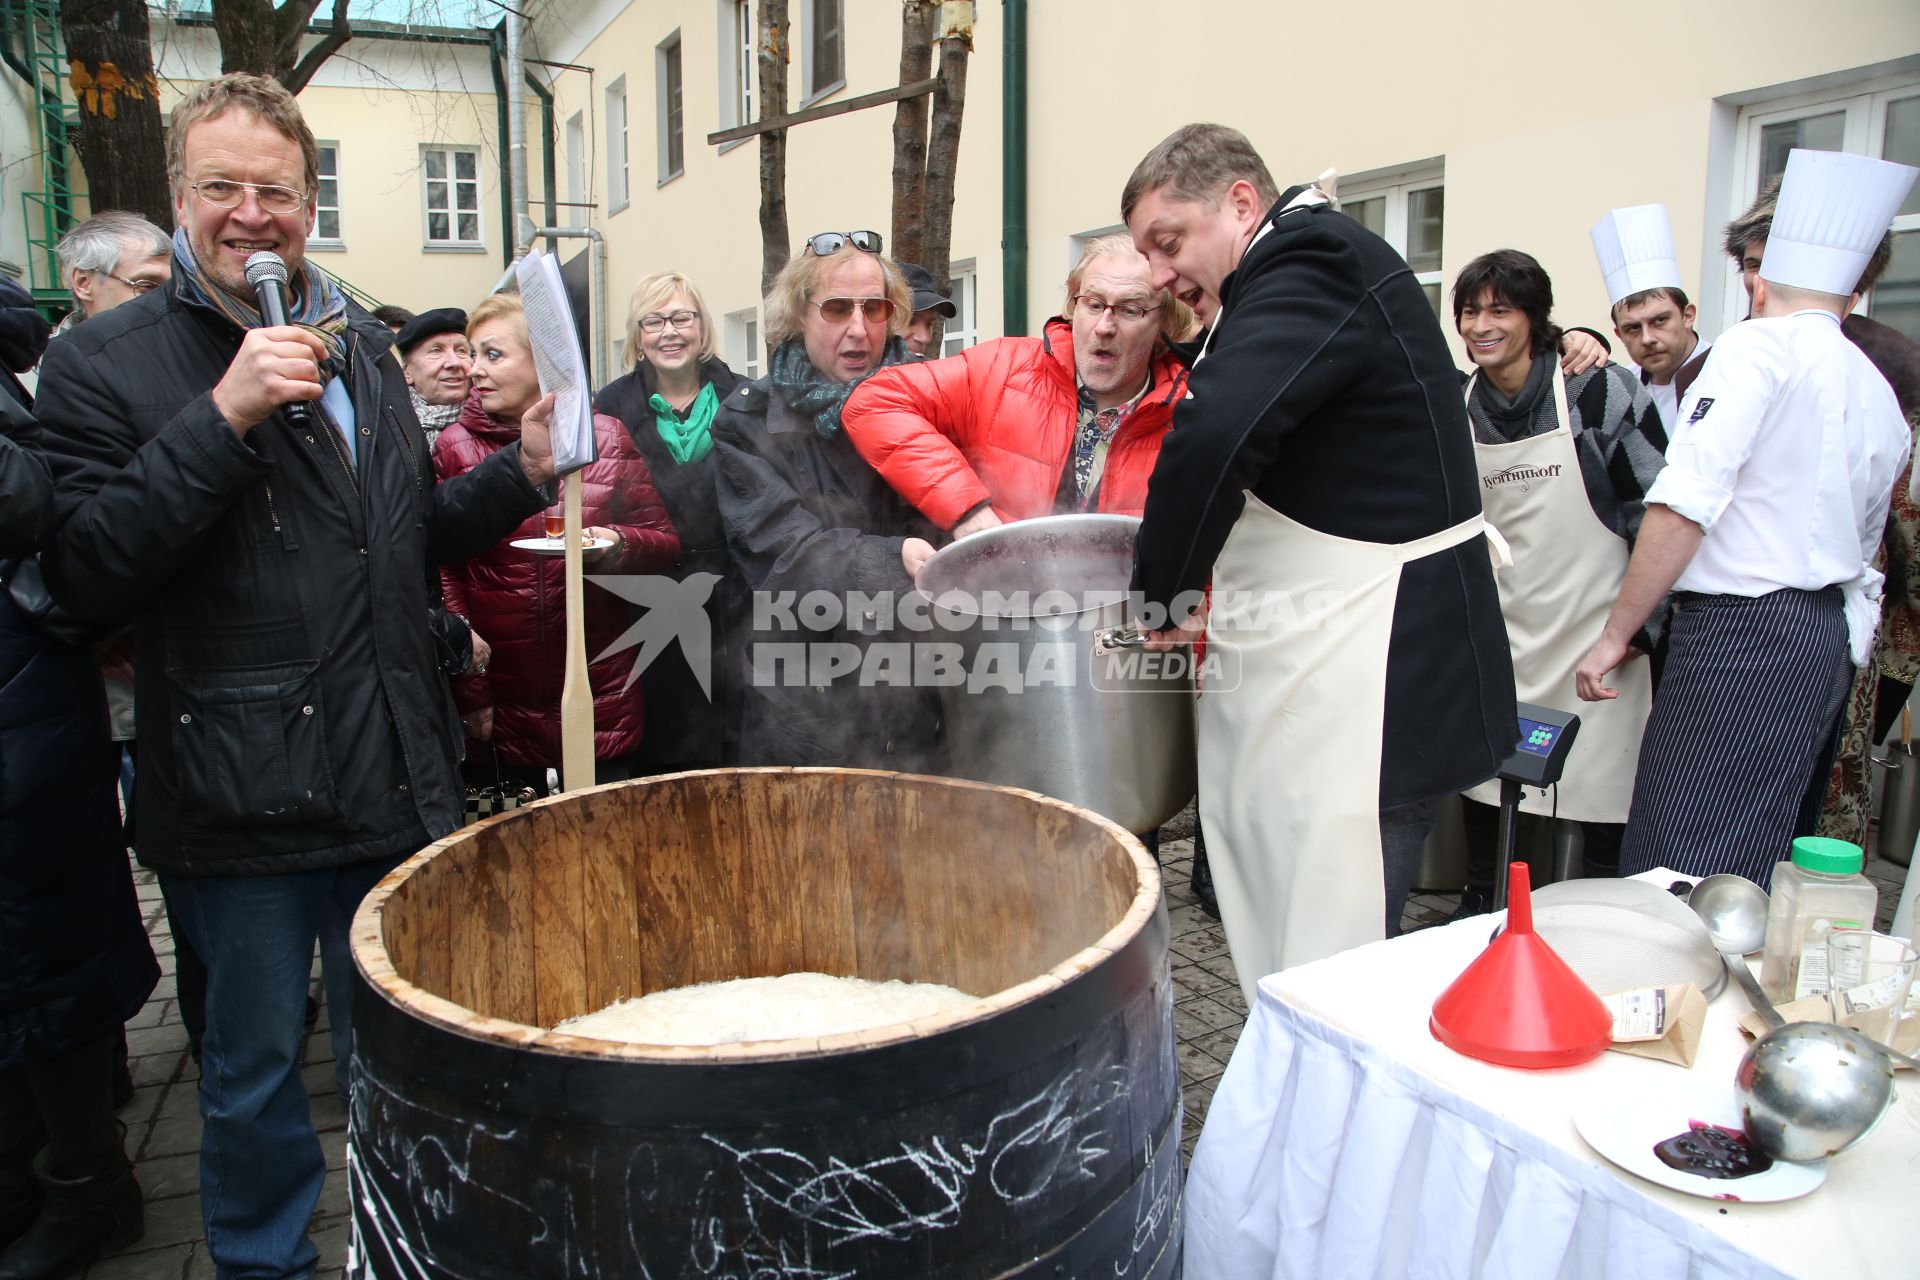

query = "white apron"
[1199,496,1498,1006]
[1461,370,1653,822]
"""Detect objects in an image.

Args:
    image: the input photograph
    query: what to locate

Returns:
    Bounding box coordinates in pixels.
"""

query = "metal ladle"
[1687,874,1900,1161]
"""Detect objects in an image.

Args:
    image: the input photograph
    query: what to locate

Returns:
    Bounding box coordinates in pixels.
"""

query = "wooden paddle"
[559,468,595,791]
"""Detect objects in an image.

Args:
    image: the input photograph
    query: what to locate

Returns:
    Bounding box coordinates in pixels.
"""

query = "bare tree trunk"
[888,0,935,269]
[756,0,791,324]
[208,0,352,95]
[919,8,972,352]
[60,0,171,231]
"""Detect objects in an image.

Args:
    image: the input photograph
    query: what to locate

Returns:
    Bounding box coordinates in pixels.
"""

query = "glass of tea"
[543,503,565,543]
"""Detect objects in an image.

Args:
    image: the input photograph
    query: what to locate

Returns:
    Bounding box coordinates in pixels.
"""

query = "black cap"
[394,306,468,355]
[898,262,957,318]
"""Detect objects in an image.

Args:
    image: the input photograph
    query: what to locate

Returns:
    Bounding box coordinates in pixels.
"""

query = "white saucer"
[1573,1083,1826,1202]
[511,536,615,556]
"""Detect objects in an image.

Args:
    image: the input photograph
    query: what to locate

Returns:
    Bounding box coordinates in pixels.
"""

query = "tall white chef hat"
[1590,204,1682,307]
[1762,149,1919,295]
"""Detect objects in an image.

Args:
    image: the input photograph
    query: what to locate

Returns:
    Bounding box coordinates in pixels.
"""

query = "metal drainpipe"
[505,8,530,259]
[488,28,513,268]
[1001,0,1027,337]
[532,226,609,388]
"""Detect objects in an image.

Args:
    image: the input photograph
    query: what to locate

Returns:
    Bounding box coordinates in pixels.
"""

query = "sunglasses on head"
[804,230,883,257]
[811,296,896,323]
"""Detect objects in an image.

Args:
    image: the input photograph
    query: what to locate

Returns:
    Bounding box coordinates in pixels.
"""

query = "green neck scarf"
[649,381,720,464]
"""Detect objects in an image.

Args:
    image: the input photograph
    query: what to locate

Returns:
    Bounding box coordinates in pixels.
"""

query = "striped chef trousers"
[1619,587,1853,888]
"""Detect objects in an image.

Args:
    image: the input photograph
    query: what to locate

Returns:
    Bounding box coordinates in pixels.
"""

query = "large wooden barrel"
[347,768,1180,1278]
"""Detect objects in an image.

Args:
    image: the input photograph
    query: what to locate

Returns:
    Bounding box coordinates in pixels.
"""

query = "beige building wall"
[529,0,1919,381]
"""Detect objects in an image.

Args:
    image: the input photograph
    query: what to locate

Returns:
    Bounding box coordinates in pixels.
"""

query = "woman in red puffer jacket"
[434,293,680,790]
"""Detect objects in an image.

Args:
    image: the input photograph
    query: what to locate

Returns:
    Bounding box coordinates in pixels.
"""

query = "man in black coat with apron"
[1121,124,1515,1003]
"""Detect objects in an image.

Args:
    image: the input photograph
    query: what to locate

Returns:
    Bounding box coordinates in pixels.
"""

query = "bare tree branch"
[283,0,352,94]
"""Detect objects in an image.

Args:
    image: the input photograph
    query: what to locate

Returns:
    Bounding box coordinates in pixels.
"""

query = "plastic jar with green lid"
[1758,837,1878,1002]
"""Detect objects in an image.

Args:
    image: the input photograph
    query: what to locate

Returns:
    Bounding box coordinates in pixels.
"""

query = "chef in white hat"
[1593,204,1712,430]
[1576,149,1917,886]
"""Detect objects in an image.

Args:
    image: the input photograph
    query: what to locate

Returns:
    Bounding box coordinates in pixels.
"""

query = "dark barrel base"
[348,931,1179,1277]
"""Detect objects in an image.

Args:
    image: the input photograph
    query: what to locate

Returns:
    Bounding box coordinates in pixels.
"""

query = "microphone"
[243,250,314,426]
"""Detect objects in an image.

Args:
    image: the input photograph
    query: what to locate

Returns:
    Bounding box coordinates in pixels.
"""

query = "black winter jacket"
[1132,188,1515,806]
[32,278,547,876]
[0,398,156,1066]
[712,377,945,771]
[595,358,746,765]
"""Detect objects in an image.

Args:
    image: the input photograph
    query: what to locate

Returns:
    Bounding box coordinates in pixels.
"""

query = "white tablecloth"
[1184,876,1920,1280]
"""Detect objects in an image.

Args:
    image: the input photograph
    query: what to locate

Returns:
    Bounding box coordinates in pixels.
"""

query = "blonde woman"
[593,272,745,768]
[710,231,942,770]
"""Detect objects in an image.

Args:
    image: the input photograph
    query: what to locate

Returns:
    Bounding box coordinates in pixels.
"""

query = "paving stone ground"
[84,813,1912,1278]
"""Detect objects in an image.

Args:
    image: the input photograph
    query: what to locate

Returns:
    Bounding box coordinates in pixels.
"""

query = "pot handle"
[1094,626,1147,651]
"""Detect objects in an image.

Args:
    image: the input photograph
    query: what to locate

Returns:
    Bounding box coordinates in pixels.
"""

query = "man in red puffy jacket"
[842,236,1192,530]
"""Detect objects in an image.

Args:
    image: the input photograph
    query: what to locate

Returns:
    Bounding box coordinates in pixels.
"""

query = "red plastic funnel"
[1430,862,1612,1069]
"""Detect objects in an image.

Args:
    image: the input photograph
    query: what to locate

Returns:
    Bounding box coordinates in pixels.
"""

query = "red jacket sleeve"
[842,348,998,530]
[433,429,494,715]
[590,414,681,573]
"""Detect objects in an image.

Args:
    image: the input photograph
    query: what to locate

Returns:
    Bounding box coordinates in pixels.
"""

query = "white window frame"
[565,111,587,210]
[727,307,762,379]
[310,140,343,251]
[657,31,685,185]
[940,260,977,357]
[800,0,844,105]
[717,0,754,141]
[419,145,483,250]
[1722,74,1920,334]
[606,76,631,214]
[1336,161,1445,315]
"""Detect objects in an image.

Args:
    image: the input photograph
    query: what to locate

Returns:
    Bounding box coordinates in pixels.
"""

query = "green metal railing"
[3,0,82,320]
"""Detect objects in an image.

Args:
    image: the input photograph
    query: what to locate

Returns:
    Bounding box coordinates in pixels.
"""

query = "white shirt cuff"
[1644,467,1732,532]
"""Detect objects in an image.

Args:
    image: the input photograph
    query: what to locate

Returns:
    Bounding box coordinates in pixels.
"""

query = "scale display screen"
[1515,717,1559,758]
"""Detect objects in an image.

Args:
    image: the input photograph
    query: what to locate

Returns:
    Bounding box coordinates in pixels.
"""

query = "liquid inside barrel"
[347,767,1181,1278]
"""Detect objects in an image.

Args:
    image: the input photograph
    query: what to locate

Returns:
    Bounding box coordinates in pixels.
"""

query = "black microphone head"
[243,251,289,288]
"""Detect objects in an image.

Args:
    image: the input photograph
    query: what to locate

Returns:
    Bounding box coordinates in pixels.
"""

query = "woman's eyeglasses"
[188,179,309,215]
[804,230,883,257]
[639,310,700,334]
[811,297,895,323]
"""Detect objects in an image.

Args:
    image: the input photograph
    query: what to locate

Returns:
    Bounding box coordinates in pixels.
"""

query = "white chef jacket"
[1647,309,1908,663]
[1642,336,1711,431]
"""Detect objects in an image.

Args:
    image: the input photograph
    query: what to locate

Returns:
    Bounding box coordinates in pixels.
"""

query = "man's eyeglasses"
[188,179,310,215]
[811,297,895,323]
[639,310,700,334]
[805,230,884,257]
[1073,295,1162,324]
[99,271,164,294]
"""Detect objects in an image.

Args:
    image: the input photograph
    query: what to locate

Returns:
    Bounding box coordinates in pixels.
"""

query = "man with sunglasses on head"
[713,229,946,772]
[30,74,552,1280]
[843,236,1191,534]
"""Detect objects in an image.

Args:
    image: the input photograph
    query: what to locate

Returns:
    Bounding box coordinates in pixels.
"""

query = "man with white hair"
[54,212,172,322]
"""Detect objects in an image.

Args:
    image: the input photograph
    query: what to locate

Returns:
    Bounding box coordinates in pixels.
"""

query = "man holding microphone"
[33,74,552,1280]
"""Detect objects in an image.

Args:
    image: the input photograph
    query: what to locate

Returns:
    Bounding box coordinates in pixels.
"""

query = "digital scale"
[1492,702,1581,910]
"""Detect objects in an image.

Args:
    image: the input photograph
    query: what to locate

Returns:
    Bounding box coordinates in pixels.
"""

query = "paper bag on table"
[1736,995,1920,1068]
[1600,984,1707,1067]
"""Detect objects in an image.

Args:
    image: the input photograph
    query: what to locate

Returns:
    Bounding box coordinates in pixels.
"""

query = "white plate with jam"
[1574,1085,1827,1202]
[511,536,614,555]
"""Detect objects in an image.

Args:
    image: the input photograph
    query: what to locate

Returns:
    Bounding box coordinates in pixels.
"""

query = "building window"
[565,111,586,209]
[312,142,342,246]
[421,146,481,246]
[607,77,630,213]
[1339,165,1445,318]
[1729,77,1920,342]
[803,0,843,102]
[940,262,977,357]
[657,33,685,184]
[719,0,754,131]
[728,309,762,379]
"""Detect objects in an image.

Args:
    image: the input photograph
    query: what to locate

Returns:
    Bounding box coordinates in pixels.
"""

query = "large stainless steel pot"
[917,514,1197,833]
